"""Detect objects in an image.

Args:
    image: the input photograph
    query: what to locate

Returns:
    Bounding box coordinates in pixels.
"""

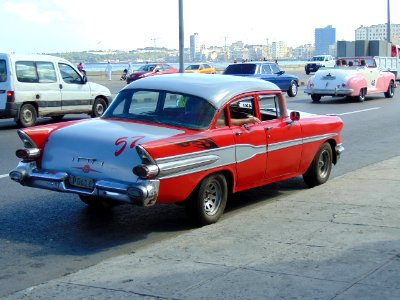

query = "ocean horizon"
[83,61,307,72]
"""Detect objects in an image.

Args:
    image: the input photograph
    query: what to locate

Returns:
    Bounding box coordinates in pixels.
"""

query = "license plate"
[322,75,336,80]
[68,175,95,189]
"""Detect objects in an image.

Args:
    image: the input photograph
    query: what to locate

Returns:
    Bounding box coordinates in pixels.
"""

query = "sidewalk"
[3,157,400,300]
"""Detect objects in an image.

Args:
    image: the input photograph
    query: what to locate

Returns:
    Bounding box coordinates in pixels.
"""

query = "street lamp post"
[387,0,391,43]
[178,0,184,73]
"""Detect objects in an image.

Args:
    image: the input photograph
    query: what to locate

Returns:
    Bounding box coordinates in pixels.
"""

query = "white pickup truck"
[304,55,336,75]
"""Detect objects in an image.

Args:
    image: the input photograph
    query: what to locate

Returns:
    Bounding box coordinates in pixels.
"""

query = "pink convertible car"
[305,57,396,102]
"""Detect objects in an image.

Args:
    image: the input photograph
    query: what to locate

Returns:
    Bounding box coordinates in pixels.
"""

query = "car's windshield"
[312,57,325,61]
[137,65,156,72]
[103,89,216,130]
[223,64,257,75]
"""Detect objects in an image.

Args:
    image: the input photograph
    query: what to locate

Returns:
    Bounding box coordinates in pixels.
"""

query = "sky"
[0,0,399,54]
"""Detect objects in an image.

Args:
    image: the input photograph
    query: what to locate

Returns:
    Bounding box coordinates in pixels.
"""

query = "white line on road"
[0,174,9,179]
[336,107,381,116]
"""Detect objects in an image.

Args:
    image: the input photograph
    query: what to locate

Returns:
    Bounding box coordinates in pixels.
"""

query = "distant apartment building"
[355,24,400,45]
[315,25,336,55]
[271,41,288,59]
[190,33,200,61]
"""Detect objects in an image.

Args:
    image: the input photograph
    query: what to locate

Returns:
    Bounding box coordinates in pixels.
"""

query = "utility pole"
[387,0,391,43]
[178,0,184,73]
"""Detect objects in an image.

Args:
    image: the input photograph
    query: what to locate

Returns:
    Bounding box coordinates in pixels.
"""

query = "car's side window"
[229,96,256,120]
[37,62,57,83]
[270,64,280,74]
[261,64,272,75]
[258,94,280,120]
[58,63,82,84]
[16,61,38,83]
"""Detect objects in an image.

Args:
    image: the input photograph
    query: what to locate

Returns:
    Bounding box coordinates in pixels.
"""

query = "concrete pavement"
[3,156,400,299]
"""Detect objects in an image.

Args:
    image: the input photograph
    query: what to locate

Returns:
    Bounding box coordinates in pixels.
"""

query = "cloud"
[3,1,65,24]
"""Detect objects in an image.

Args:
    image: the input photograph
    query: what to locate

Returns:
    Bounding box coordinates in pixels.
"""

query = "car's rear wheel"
[311,94,321,102]
[91,97,107,117]
[303,142,333,188]
[356,88,366,102]
[384,81,395,98]
[185,173,228,226]
[79,195,118,210]
[287,81,298,97]
[17,104,37,127]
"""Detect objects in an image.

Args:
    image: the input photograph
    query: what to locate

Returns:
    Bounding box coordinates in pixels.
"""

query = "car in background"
[126,63,178,83]
[10,73,344,226]
[185,63,216,74]
[223,61,299,97]
[304,56,396,102]
[304,55,336,75]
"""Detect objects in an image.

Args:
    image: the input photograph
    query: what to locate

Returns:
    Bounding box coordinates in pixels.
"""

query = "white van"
[0,53,112,127]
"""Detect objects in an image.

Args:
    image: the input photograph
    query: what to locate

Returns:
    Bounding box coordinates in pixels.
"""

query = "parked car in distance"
[126,63,178,83]
[305,55,336,75]
[10,74,344,226]
[223,61,299,97]
[185,63,216,74]
[0,53,112,127]
[304,56,396,102]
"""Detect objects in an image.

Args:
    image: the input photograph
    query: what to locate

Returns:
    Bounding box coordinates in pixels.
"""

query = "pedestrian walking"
[105,61,113,80]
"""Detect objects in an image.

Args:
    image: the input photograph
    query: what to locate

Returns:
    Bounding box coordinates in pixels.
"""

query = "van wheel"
[17,104,37,127]
[185,173,228,226]
[91,98,107,117]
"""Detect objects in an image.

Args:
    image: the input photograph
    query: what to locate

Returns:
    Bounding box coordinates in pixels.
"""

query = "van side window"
[16,61,38,83]
[0,60,6,82]
[58,63,82,84]
[37,62,57,83]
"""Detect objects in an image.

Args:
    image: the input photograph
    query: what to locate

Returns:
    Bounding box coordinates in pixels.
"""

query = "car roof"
[123,73,280,109]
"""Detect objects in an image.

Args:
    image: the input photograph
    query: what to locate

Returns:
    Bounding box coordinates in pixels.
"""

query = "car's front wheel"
[186,173,228,226]
[303,142,333,188]
[287,81,298,97]
[91,97,107,117]
[311,94,321,102]
[384,81,395,98]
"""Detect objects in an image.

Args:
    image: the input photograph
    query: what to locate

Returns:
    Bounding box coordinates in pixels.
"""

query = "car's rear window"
[0,59,6,82]
[224,64,256,75]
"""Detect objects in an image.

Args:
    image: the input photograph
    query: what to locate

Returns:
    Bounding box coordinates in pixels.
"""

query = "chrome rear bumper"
[9,162,159,207]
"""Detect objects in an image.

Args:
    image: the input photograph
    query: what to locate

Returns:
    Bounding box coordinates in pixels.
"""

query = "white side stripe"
[0,174,9,179]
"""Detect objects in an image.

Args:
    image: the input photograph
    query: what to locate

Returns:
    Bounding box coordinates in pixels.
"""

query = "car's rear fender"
[346,75,368,96]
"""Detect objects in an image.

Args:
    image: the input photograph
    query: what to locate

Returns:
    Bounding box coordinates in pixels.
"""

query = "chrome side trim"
[158,155,220,177]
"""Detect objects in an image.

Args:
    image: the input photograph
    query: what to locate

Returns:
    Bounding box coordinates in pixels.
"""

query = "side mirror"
[82,75,88,83]
[290,111,300,121]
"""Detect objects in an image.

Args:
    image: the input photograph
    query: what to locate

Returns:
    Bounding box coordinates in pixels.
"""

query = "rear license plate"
[322,75,336,80]
[68,175,95,189]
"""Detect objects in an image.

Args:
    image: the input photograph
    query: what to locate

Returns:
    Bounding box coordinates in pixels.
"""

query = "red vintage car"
[126,63,178,83]
[10,74,344,226]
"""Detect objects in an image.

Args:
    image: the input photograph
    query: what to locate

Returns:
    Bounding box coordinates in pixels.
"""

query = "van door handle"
[59,84,63,89]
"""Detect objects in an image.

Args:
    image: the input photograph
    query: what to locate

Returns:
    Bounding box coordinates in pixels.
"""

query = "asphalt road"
[1,81,400,297]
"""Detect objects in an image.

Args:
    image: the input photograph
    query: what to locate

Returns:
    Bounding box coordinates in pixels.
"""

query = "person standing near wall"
[105,61,113,80]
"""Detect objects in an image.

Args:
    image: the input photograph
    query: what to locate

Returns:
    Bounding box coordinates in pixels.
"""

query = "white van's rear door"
[0,57,8,110]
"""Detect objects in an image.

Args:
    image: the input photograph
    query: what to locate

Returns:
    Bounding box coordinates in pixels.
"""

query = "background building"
[315,25,336,55]
[189,33,200,61]
[355,24,400,45]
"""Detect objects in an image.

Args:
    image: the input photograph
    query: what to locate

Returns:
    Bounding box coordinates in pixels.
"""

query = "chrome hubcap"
[203,181,222,216]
